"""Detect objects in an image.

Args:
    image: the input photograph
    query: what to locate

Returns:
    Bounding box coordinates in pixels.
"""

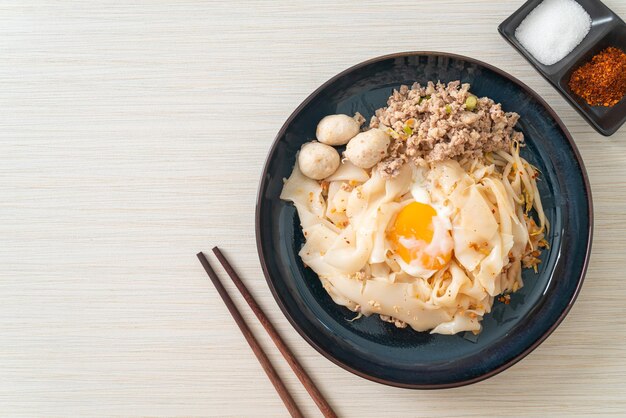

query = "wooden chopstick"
[196,252,304,418]
[212,246,338,418]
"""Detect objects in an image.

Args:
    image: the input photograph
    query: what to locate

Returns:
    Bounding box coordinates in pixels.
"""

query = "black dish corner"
[498,0,626,136]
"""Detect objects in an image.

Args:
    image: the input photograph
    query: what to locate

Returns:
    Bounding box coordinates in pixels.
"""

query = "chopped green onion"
[465,95,478,111]
[403,125,413,136]
[385,127,400,139]
[445,104,452,114]
[418,95,431,104]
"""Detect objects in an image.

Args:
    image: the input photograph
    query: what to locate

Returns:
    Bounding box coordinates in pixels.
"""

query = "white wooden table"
[1,1,625,416]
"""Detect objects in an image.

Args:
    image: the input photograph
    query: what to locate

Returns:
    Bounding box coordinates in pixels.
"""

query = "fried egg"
[386,169,454,279]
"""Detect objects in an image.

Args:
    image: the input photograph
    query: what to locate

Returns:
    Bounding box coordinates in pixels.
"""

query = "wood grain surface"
[1,1,625,417]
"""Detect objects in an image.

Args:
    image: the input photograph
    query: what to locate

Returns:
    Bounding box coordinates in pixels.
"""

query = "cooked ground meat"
[370,81,524,177]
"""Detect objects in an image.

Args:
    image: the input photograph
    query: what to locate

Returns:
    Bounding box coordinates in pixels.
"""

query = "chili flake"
[498,294,511,305]
[568,46,626,107]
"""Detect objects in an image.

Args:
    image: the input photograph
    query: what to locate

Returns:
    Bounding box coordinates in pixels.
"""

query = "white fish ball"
[298,141,340,180]
[316,114,360,146]
[344,129,390,169]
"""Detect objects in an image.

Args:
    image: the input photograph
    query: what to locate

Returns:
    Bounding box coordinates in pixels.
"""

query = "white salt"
[515,0,591,66]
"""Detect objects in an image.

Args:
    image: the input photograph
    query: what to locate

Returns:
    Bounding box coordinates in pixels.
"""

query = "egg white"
[387,172,455,279]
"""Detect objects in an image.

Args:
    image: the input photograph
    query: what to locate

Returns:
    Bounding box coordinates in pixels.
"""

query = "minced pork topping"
[370,81,524,177]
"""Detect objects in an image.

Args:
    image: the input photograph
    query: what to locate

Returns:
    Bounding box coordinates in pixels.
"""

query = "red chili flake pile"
[568,46,626,107]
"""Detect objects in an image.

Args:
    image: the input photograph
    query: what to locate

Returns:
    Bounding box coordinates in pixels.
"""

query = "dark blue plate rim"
[255,51,593,389]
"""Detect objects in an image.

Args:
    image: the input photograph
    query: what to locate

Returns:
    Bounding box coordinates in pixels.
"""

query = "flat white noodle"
[430,313,481,335]
[326,182,349,225]
[323,224,372,274]
[452,185,499,272]
[320,277,359,311]
[370,262,391,278]
[299,223,342,278]
[370,202,401,264]
[324,274,454,332]
[281,136,547,334]
[475,236,508,296]
[429,160,468,194]
[325,161,370,182]
[280,161,325,219]
[472,179,517,296]
[429,260,472,308]
[330,185,351,214]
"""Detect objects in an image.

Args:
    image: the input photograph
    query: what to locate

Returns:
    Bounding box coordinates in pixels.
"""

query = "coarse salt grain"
[515,0,591,66]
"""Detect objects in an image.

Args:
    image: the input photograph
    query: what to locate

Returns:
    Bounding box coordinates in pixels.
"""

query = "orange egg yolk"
[387,202,452,270]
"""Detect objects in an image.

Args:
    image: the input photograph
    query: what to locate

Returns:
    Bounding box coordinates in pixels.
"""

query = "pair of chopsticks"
[197,247,337,418]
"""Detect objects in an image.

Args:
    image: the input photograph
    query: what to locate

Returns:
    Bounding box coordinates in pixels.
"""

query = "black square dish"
[499,0,626,136]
